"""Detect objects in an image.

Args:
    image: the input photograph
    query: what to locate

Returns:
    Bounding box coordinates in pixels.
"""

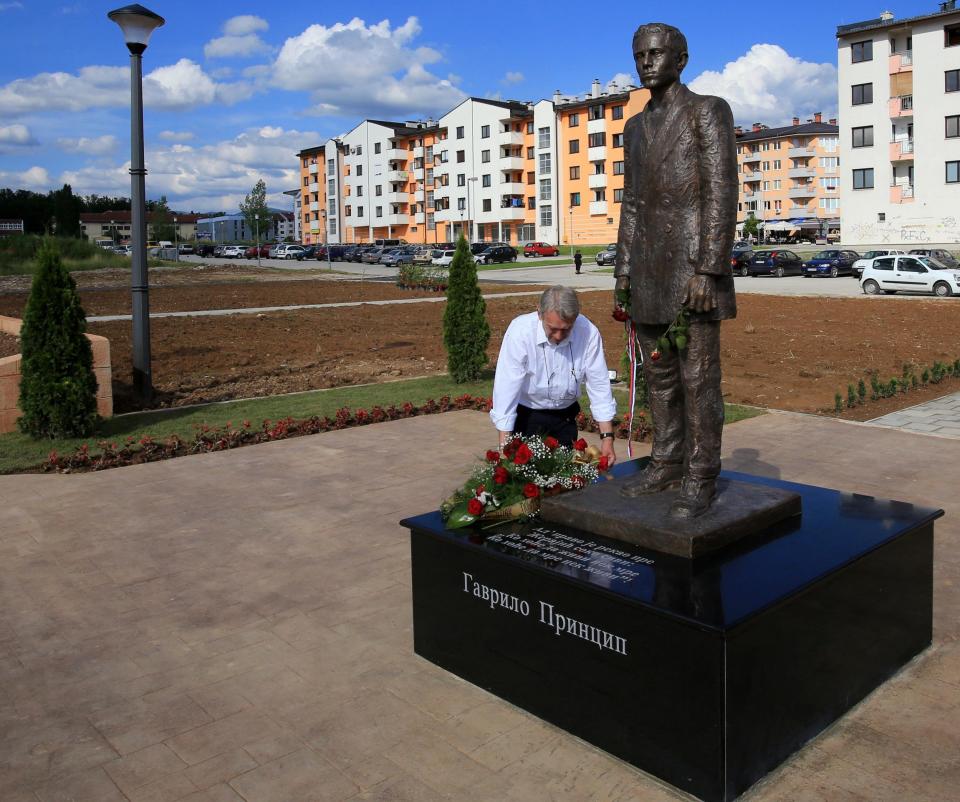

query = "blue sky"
[0,0,937,213]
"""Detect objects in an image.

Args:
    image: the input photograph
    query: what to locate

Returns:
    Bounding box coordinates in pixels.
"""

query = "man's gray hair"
[539,285,580,321]
[632,22,688,62]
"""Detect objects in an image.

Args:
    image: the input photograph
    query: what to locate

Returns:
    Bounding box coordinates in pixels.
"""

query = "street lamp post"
[173,216,178,262]
[108,3,164,403]
[568,206,574,260]
[466,176,477,244]
[255,213,261,268]
[321,208,332,271]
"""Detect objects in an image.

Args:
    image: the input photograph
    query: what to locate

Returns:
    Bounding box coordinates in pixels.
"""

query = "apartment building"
[79,211,201,242]
[735,116,841,240]
[837,1,960,247]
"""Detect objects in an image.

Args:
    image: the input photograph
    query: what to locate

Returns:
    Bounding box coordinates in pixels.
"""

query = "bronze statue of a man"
[614,22,737,518]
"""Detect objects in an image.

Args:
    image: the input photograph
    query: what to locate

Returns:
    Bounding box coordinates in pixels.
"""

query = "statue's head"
[632,23,688,90]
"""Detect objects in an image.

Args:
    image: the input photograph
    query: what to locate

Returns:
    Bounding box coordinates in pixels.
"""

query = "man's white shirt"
[489,311,617,432]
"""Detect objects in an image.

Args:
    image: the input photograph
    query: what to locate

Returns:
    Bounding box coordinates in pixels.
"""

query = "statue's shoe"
[669,477,717,519]
[619,461,683,498]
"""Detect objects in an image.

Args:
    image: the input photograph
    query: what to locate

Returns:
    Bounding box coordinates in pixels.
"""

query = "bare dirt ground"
[0,331,19,359]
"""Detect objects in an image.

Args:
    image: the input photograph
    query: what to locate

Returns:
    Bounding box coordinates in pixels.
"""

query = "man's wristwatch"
[600,432,614,440]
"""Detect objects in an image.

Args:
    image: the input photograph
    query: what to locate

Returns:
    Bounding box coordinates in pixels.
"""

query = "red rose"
[475,484,485,496]
[523,483,540,499]
[467,498,484,516]
[493,466,509,484]
[503,438,520,458]
[574,438,588,452]
[598,455,610,471]
[513,444,532,465]
[650,349,661,361]
[571,475,586,489]
[544,436,559,450]
[612,307,630,322]
[485,450,500,463]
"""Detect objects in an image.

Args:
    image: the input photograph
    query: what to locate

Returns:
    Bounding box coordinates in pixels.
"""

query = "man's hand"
[682,274,717,314]
[600,436,617,469]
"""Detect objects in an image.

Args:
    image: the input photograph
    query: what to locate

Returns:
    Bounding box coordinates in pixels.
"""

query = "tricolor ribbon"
[624,319,640,458]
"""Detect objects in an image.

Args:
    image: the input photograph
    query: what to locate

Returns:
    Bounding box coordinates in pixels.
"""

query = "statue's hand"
[614,276,630,293]
[682,274,717,314]
[613,276,631,321]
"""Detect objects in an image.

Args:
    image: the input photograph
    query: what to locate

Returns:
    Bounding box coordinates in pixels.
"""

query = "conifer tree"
[442,235,489,382]
[17,241,98,438]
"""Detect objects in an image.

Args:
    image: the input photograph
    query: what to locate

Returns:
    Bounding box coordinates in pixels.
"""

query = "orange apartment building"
[735,114,842,240]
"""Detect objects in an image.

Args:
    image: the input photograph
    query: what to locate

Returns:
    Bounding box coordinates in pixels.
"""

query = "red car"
[244,244,271,259]
[523,242,560,257]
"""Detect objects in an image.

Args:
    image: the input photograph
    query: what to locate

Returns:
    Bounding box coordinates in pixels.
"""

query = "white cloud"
[503,71,524,84]
[205,15,271,59]
[0,165,50,190]
[0,60,251,116]
[258,126,284,139]
[271,16,465,117]
[57,135,117,155]
[158,130,196,142]
[688,44,837,126]
[0,123,36,148]
[0,2,24,10]
[605,72,636,92]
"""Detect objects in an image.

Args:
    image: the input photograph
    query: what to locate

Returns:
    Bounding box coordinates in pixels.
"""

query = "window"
[612,133,624,148]
[527,171,535,184]
[820,136,839,153]
[948,70,960,92]
[539,178,552,201]
[948,115,960,138]
[481,149,490,163]
[456,150,465,163]
[375,185,382,196]
[569,113,580,127]
[773,141,781,150]
[593,161,605,174]
[819,177,838,191]
[303,177,309,186]
[567,138,580,155]
[539,152,551,174]
[948,161,960,183]
[374,142,381,154]
[570,192,581,206]
[588,132,606,148]
[946,23,960,47]
[356,145,362,155]
[357,206,363,217]
[820,157,839,172]
[356,186,363,197]
[570,166,580,180]
[456,126,464,139]
[481,125,490,138]
[457,174,465,187]
[762,181,769,191]
[345,205,351,217]
[482,199,491,212]
[375,206,382,217]
[593,189,606,202]
[614,188,624,203]
[852,83,873,105]
[873,257,894,271]
[852,168,874,189]
[612,105,624,120]
[327,158,335,174]
[613,161,624,175]
[588,104,604,121]
[356,164,363,176]
[540,205,552,227]
[526,122,534,134]
[538,127,551,149]
[529,196,536,210]
[819,197,840,210]
[773,179,781,189]
[526,146,534,159]
[482,174,491,188]
[852,126,874,148]
[761,161,770,171]
[851,39,873,63]
[457,198,466,211]
[773,160,781,170]
[427,213,435,231]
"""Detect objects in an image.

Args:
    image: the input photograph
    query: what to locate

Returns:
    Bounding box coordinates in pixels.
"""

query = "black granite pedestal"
[401,464,940,802]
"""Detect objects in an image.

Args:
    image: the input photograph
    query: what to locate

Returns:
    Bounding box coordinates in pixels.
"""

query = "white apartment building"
[838,1,960,247]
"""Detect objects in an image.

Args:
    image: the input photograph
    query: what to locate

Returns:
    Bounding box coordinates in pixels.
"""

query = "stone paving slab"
[0,411,957,801]
[869,390,960,439]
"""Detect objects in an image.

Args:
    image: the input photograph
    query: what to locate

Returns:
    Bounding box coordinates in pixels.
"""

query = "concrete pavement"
[869,391,960,439]
[1,411,958,801]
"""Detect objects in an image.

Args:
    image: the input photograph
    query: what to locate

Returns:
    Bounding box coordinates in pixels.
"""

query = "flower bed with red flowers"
[43,394,492,473]
[441,434,610,528]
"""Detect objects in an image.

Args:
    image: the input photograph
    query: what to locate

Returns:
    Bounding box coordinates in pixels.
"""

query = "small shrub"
[834,392,843,414]
[846,384,857,408]
[857,379,866,404]
[443,236,489,382]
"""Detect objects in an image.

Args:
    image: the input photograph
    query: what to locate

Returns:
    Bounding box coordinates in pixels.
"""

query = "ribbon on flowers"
[625,319,638,458]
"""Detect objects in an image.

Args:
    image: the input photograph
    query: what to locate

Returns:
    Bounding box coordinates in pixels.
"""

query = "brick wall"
[0,315,112,434]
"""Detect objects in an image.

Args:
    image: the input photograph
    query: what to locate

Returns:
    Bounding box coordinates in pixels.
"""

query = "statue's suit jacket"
[614,83,738,325]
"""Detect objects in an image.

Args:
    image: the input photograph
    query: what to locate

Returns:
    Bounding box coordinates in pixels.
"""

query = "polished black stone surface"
[402,465,940,802]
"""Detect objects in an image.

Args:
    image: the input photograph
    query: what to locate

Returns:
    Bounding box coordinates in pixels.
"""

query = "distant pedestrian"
[574,250,582,274]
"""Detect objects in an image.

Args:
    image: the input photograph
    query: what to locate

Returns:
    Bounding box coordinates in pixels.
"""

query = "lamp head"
[108,4,165,54]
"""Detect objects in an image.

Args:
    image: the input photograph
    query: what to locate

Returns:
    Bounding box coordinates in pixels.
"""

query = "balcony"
[589,200,608,215]
[788,146,814,158]
[889,95,913,118]
[309,182,319,194]
[588,173,607,189]
[384,148,407,160]
[742,191,758,202]
[788,167,815,179]
[499,206,526,221]
[414,212,425,224]
[499,182,525,194]
[743,171,762,182]
[587,118,606,135]
[309,202,320,212]
[385,214,409,226]
[308,163,319,174]
[889,51,913,74]
[587,145,607,162]
[384,192,408,204]
[890,139,915,161]
[890,183,915,204]
[386,170,409,182]
[788,184,815,198]
[309,220,320,231]
[789,205,814,218]
[742,152,761,163]
[500,156,525,171]
[413,146,424,158]
[500,131,524,146]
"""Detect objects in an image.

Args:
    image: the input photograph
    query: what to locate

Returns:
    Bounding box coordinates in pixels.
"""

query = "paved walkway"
[868,391,960,439]
[1,412,957,801]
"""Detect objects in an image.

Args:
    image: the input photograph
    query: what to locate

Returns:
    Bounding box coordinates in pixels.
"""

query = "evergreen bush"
[442,236,490,383]
[17,241,98,438]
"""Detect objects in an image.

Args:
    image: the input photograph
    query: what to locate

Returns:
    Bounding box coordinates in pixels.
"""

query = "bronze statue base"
[540,474,801,559]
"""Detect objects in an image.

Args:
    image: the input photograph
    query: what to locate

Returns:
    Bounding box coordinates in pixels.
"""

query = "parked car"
[730,248,754,276]
[221,245,245,258]
[213,245,226,257]
[269,244,304,259]
[477,245,518,265]
[431,249,456,266]
[315,244,349,261]
[523,242,560,258]
[177,244,194,255]
[295,245,318,260]
[381,248,416,266]
[361,248,385,264]
[747,249,803,277]
[860,254,960,297]
[802,249,861,278]
[732,240,754,253]
[195,243,217,257]
[244,244,271,259]
[908,248,959,269]
[852,249,905,278]
[412,247,434,264]
[595,244,617,266]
